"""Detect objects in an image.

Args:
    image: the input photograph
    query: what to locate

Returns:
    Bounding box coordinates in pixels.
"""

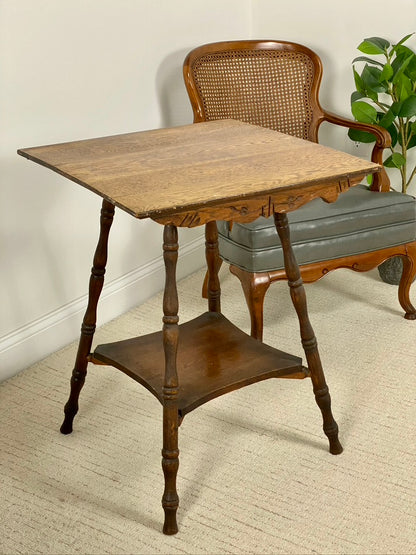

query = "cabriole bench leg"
[399,244,416,320]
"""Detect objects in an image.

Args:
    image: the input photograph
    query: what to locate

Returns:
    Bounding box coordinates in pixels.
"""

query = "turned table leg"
[161,224,180,534]
[205,221,221,313]
[60,200,115,435]
[274,212,343,455]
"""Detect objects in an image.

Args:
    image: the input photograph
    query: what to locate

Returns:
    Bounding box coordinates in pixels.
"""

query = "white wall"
[2,0,416,381]
[252,0,416,163]
[0,0,251,380]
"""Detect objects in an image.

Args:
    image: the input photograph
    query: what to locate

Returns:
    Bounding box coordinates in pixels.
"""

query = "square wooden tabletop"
[18,120,379,220]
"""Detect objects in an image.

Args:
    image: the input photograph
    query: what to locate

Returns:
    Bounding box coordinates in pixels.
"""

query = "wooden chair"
[183,40,416,340]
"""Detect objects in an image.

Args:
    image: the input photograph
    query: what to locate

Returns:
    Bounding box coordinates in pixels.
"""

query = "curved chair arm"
[320,111,391,191]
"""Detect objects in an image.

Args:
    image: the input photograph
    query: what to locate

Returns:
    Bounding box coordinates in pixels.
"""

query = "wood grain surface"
[92,312,305,417]
[18,120,379,222]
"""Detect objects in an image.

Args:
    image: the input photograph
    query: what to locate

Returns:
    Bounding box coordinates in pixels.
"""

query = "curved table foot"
[314,386,343,454]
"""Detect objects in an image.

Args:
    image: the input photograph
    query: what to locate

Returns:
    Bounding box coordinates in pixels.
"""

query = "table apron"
[151,174,363,227]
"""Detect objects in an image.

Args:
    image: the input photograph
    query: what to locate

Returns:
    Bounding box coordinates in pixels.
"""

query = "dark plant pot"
[378,256,404,285]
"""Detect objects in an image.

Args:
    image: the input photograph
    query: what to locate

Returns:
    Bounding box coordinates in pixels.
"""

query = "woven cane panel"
[191,50,315,139]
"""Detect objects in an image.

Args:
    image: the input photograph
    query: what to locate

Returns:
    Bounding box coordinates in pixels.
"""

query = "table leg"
[205,221,221,312]
[161,224,180,534]
[60,200,115,434]
[274,212,343,455]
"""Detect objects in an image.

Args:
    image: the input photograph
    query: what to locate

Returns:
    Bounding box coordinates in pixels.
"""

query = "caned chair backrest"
[183,40,325,142]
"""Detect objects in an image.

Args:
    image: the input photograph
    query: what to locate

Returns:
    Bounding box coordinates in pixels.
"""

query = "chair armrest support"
[321,110,391,191]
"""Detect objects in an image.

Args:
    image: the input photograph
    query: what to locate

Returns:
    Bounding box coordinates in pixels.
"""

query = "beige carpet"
[1,267,415,555]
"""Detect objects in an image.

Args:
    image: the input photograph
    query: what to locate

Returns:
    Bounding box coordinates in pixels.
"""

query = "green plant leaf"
[392,33,414,52]
[362,64,387,92]
[379,63,394,82]
[378,108,396,128]
[386,123,398,147]
[403,53,416,81]
[351,91,365,103]
[353,67,365,94]
[392,45,416,79]
[358,37,390,55]
[394,45,414,59]
[353,69,378,101]
[367,89,379,102]
[392,53,415,84]
[352,56,384,68]
[395,73,413,101]
[351,101,378,123]
[398,94,416,117]
[400,128,416,149]
[348,128,376,143]
[391,100,403,115]
[384,152,406,168]
[407,134,416,149]
[392,37,415,65]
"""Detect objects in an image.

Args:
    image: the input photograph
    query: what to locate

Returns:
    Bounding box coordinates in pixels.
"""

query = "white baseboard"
[0,235,205,382]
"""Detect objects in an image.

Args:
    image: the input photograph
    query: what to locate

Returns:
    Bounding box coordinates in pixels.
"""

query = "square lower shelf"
[93,312,306,416]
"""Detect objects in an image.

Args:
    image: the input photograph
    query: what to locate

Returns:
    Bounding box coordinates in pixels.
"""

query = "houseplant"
[349,34,416,283]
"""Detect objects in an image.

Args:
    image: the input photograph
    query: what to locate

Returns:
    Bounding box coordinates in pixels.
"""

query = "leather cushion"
[217,185,416,272]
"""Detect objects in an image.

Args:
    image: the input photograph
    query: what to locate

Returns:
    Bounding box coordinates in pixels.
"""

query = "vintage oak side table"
[18,120,380,535]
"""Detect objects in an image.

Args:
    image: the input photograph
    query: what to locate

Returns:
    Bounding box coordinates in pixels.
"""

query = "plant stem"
[406,164,416,192]
[396,117,408,192]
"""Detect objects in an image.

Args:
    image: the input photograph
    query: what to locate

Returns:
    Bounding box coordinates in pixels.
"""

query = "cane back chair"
[183,40,416,340]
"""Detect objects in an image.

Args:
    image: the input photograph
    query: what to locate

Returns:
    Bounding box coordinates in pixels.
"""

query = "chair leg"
[230,266,271,341]
[274,212,342,455]
[60,200,115,435]
[399,243,416,320]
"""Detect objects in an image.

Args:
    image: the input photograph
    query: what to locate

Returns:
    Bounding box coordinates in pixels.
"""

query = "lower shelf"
[92,311,306,416]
